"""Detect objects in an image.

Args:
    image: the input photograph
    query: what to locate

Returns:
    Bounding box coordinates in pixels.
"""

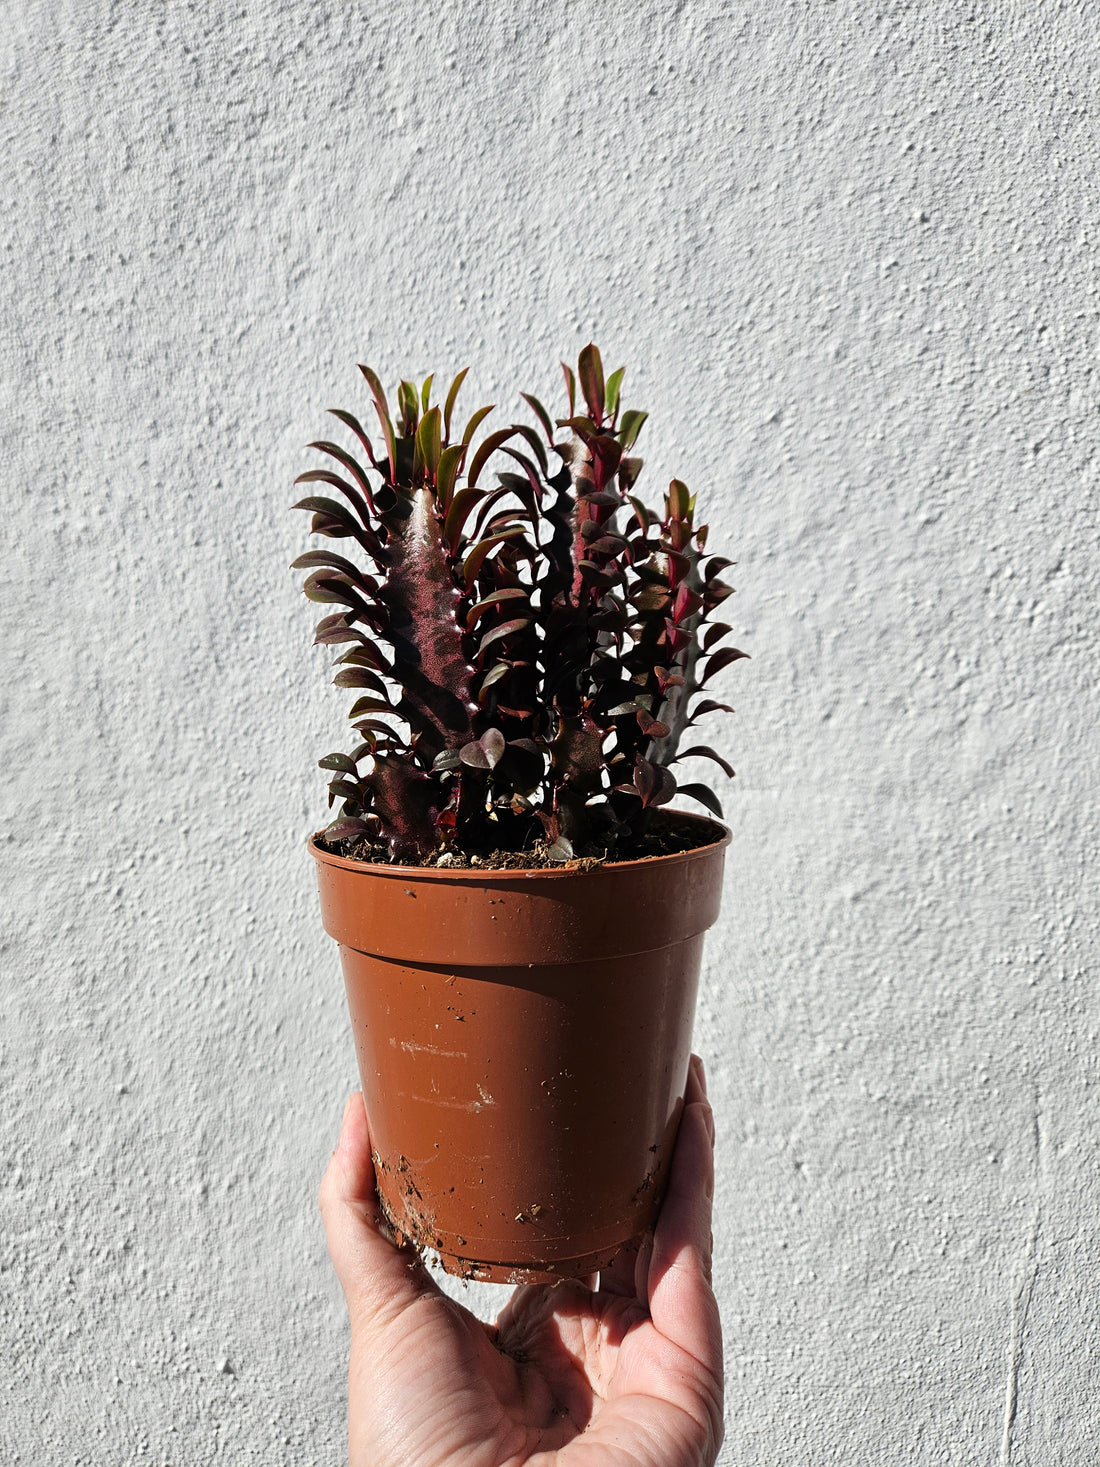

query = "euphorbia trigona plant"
[293,345,745,863]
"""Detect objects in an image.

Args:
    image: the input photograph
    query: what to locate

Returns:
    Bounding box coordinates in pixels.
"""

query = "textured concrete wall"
[3,2,1097,1462]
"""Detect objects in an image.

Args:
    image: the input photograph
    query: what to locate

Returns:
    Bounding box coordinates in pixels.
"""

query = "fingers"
[598,1242,642,1298]
[318,1092,435,1332]
[684,1049,709,1112]
[601,1055,715,1305]
[645,1056,722,1372]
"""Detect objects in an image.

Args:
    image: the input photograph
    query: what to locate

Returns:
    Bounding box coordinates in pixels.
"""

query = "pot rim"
[307,807,730,883]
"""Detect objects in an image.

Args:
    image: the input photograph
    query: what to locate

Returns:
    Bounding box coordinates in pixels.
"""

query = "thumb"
[646,1056,722,1374]
[318,1092,435,1331]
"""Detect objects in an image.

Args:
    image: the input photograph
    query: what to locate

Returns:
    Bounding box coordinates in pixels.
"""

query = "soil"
[319,808,723,871]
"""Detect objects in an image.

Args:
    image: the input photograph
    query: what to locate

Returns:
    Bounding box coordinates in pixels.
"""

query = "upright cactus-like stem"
[380,484,475,760]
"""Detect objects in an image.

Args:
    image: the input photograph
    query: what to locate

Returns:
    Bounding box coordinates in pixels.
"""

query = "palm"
[323,1061,723,1467]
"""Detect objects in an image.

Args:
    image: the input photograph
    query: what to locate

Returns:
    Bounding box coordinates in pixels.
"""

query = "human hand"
[319,1054,723,1467]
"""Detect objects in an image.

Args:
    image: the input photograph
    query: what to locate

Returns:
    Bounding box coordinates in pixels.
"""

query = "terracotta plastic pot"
[310,811,730,1284]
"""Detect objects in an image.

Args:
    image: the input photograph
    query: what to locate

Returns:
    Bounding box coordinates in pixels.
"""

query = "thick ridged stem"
[381,486,476,759]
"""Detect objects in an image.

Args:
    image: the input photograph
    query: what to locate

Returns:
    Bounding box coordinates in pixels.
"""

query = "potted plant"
[294,346,745,1283]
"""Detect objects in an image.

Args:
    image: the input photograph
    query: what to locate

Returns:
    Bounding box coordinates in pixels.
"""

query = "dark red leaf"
[497,450,545,511]
[671,584,704,622]
[295,469,371,529]
[666,479,692,519]
[327,408,382,471]
[476,617,532,655]
[397,379,419,437]
[688,698,735,723]
[307,443,376,513]
[701,646,750,682]
[303,571,363,608]
[481,728,506,766]
[521,392,555,443]
[353,717,398,736]
[462,528,527,587]
[632,584,669,612]
[509,737,542,757]
[578,343,605,419]
[313,623,364,646]
[335,643,391,673]
[308,514,353,540]
[358,365,397,481]
[461,404,494,447]
[626,495,654,531]
[313,610,352,633]
[675,782,724,819]
[618,456,643,493]
[509,423,549,476]
[466,427,517,488]
[588,433,623,492]
[443,368,469,440]
[292,550,378,595]
[477,662,511,702]
[327,777,362,802]
[704,581,734,609]
[604,366,625,419]
[673,745,735,779]
[325,817,373,842]
[348,696,395,718]
[618,409,647,450]
[637,709,671,739]
[414,406,442,480]
[465,587,529,629]
[576,561,616,587]
[443,485,484,551]
[459,728,506,770]
[435,443,466,511]
[468,483,524,540]
[561,363,576,418]
[585,534,628,557]
[633,756,677,808]
[318,752,358,774]
[293,495,385,560]
[333,667,389,695]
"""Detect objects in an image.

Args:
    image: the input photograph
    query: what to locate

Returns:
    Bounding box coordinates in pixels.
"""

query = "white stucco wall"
[3,2,1097,1461]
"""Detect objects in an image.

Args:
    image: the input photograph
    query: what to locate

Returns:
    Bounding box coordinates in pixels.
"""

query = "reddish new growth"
[293,346,746,862]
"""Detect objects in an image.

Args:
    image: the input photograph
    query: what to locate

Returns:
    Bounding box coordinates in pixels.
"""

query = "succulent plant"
[293,345,746,863]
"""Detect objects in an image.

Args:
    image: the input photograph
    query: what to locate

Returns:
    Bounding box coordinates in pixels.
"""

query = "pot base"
[379,1192,638,1285]
[431,1241,632,1287]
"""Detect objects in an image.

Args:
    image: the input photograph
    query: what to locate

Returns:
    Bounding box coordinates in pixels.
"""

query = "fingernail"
[693,1054,709,1096]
